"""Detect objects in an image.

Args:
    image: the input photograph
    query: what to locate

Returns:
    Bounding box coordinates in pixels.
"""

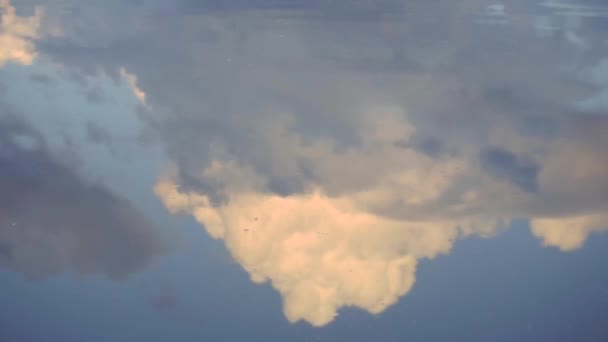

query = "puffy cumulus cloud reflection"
[153,111,501,326]
[0,0,42,65]
[155,178,495,326]
[532,215,608,252]
[151,102,607,326]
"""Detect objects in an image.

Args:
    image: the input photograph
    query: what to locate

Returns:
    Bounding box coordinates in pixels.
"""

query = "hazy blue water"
[1,226,607,341]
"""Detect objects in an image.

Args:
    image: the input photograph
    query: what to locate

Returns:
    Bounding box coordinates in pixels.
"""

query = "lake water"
[1,1,607,341]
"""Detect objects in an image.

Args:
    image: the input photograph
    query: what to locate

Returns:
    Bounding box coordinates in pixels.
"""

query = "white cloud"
[155,177,497,326]
[0,0,43,66]
[531,214,608,251]
[152,110,503,326]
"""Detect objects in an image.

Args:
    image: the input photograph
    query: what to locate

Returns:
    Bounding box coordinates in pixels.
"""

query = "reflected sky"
[1,0,608,341]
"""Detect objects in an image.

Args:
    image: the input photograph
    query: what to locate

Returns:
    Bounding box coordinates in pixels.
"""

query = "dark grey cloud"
[176,0,408,22]
[480,147,540,193]
[13,0,608,220]
[395,136,454,159]
[0,112,165,279]
[37,1,606,197]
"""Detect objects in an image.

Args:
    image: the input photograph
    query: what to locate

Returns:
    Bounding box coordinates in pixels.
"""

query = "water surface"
[1,1,608,341]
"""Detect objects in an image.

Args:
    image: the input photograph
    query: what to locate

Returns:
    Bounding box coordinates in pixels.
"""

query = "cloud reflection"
[0,114,164,279]
[0,0,607,327]
[155,177,496,326]
[0,0,42,65]
[532,214,608,251]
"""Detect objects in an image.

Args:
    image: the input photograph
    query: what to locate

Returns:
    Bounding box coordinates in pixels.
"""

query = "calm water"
[1,1,608,341]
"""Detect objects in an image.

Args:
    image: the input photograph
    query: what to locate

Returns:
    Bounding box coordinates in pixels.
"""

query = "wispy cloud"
[120,67,147,106]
